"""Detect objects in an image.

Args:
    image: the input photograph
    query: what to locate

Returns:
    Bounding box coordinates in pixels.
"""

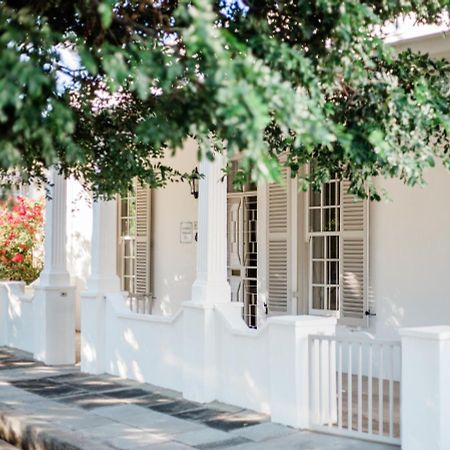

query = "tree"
[1,0,450,198]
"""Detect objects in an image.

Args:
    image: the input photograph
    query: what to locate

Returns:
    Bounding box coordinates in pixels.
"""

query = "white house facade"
[2,25,450,450]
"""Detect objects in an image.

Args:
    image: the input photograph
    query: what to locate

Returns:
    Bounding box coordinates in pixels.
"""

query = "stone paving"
[0,347,398,450]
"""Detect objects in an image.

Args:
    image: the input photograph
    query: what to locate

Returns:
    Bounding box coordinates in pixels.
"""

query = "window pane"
[313,261,324,284]
[124,276,132,292]
[324,182,336,206]
[327,236,339,259]
[309,209,321,232]
[329,287,339,311]
[124,240,134,258]
[309,189,321,207]
[129,218,137,236]
[312,287,324,309]
[124,258,134,276]
[121,219,129,236]
[312,236,324,259]
[121,199,128,217]
[129,197,136,217]
[323,208,336,232]
[327,261,338,285]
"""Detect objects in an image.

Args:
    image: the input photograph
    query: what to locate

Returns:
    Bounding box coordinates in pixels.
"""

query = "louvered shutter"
[135,183,152,295]
[339,181,369,327]
[267,167,291,314]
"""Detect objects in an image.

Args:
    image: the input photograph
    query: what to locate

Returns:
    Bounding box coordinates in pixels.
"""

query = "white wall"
[369,164,450,340]
[152,139,198,315]
[104,294,184,391]
[85,293,336,429]
[0,282,35,353]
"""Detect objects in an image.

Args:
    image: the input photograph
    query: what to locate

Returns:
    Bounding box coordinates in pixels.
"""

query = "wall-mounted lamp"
[189,168,200,199]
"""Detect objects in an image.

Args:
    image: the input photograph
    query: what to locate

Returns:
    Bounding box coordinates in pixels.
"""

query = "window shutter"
[339,180,369,327]
[135,183,152,295]
[267,167,291,314]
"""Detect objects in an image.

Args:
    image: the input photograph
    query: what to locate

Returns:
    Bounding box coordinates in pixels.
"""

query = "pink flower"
[11,254,24,263]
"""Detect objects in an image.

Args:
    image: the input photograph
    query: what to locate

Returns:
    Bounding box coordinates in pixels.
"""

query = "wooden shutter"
[339,180,369,327]
[135,183,152,295]
[267,167,291,314]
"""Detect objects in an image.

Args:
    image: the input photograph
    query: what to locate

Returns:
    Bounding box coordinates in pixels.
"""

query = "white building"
[1,23,450,450]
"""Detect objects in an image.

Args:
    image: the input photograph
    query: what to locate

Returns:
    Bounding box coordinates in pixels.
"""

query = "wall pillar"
[400,326,450,450]
[81,199,121,374]
[183,154,231,402]
[268,316,337,428]
[34,169,76,365]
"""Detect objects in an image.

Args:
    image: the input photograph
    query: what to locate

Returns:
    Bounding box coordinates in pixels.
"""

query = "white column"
[38,169,70,287]
[86,200,121,294]
[34,169,75,365]
[191,153,231,304]
[183,154,231,402]
[81,199,121,374]
[400,326,450,450]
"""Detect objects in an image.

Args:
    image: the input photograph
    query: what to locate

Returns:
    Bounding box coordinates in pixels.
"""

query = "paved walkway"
[0,347,397,450]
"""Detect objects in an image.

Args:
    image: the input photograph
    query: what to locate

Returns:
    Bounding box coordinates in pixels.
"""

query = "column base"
[33,285,76,365]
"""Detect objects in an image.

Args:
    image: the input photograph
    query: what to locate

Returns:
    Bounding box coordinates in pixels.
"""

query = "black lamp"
[189,168,200,199]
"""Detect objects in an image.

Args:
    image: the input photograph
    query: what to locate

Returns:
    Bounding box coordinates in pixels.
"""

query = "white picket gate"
[308,334,401,445]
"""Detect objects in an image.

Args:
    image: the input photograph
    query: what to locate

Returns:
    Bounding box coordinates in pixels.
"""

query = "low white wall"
[92,295,336,428]
[0,282,35,354]
[103,294,184,391]
[215,307,271,413]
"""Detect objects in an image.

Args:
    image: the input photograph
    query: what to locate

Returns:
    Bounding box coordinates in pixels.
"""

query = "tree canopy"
[1,0,450,198]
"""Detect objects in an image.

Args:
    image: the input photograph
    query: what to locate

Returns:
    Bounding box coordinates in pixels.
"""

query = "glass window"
[118,189,138,294]
[308,175,341,315]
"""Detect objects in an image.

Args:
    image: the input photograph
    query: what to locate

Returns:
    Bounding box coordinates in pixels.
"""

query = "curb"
[0,410,111,450]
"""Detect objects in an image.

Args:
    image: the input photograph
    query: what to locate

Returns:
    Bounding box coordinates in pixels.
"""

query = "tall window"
[117,182,152,303]
[119,191,137,293]
[308,177,341,315]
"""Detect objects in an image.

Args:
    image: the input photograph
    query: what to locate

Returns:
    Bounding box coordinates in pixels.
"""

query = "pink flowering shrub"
[0,196,44,284]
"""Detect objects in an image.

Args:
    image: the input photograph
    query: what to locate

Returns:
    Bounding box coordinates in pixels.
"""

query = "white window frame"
[306,176,342,318]
[117,190,138,294]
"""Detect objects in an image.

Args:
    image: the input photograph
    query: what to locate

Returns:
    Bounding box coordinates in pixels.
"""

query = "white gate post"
[268,316,337,428]
[34,169,76,365]
[81,199,121,374]
[182,153,231,403]
[400,326,450,450]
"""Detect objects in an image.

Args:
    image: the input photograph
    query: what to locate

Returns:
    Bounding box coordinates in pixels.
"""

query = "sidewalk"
[0,347,396,450]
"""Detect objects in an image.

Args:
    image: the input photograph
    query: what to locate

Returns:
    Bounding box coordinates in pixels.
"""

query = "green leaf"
[98,1,114,29]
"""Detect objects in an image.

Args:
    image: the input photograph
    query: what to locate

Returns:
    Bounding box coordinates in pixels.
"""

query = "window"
[117,182,152,298]
[119,191,137,293]
[307,177,369,325]
[308,177,341,315]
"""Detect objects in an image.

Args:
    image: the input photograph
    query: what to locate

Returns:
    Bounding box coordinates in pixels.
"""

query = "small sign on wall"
[180,221,193,243]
